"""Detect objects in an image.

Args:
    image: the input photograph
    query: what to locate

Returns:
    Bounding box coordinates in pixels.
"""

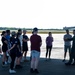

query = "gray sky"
[0,0,75,29]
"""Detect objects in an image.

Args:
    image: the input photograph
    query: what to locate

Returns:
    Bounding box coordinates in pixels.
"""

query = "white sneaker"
[5,61,8,65]
[9,69,16,73]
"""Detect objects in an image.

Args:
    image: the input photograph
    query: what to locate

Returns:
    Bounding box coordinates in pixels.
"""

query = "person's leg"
[15,56,23,69]
[2,52,7,65]
[24,51,28,60]
[65,50,73,65]
[68,46,71,59]
[2,52,5,65]
[10,54,16,70]
[31,51,35,69]
[49,45,52,59]
[23,46,28,60]
[46,46,48,59]
[9,53,16,73]
[15,52,22,67]
[34,51,40,74]
[63,46,67,61]
[30,57,35,73]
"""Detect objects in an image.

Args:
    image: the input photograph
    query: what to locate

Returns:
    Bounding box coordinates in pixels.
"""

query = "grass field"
[0,29,73,34]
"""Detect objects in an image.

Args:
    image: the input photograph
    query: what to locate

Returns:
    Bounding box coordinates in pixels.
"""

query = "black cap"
[33,27,38,32]
[11,31,16,36]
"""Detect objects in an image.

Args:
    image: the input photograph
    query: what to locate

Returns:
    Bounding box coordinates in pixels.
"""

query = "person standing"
[22,30,29,61]
[15,33,22,69]
[8,31,17,73]
[65,30,75,65]
[6,30,11,49]
[46,32,53,60]
[18,29,23,50]
[63,30,72,62]
[1,31,8,66]
[30,27,42,74]
[6,30,11,64]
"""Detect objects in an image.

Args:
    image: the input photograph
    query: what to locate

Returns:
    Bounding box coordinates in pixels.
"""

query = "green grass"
[0,30,73,34]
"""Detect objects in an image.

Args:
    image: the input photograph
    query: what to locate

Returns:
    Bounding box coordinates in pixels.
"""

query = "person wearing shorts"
[63,30,72,62]
[1,31,8,66]
[15,33,22,69]
[22,30,29,61]
[30,27,42,74]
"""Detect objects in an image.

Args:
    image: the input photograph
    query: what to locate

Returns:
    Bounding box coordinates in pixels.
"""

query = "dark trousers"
[10,53,16,70]
[46,45,52,58]
[68,50,75,63]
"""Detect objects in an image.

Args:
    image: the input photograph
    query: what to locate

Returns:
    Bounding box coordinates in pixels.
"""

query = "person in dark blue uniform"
[8,31,17,73]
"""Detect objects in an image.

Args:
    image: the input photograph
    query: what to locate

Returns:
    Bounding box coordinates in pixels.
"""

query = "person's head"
[66,30,69,34]
[1,31,7,37]
[48,32,52,36]
[11,31,16,38]
[23,30,27,35]
[18,29,22,35]
[6,30,10,35]
[16,32,21,38]
[73,30,75,35]
[33,27,38,34]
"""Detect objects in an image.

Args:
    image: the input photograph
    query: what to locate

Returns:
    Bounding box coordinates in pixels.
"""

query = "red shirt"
[30,34,42,52]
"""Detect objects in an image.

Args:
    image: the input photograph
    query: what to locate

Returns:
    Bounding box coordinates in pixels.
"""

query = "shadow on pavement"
[0,57,75,75]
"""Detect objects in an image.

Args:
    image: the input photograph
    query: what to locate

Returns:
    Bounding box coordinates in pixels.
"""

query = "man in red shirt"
[30,27,42,74]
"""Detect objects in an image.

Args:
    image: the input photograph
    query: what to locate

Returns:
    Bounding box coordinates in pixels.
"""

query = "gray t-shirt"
[64,34,72,46]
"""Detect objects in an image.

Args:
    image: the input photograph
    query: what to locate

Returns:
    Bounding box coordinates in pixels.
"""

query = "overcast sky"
[0,0,75,29]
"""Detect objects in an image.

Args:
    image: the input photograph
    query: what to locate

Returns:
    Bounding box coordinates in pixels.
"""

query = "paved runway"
[0,48,75,75]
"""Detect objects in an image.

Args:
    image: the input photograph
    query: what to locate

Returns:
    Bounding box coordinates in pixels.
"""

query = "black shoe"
[15,65,23,69]
[30,68,34,73]
[18,65,23,68]
[62,59,65,62]
[65,62,71,66]
[72,63,75,66]
[34,69,39,74]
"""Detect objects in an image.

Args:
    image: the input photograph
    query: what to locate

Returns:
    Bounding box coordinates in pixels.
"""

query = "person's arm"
[52,37,54,42]
[4,40,8,44]
[40,36,42,47]
[40,42,42,47]
[23,36,29,42]
[23,38,29,42]
[67,38,73,41]
[46,37,48,44]
[8,44,16,52]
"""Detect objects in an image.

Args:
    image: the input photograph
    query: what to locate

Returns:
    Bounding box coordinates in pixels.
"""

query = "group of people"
[0,29,29,73]
[0,27,75,74]
[0,27,54,74]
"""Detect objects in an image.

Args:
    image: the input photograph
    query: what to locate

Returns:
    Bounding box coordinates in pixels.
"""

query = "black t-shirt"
[23,35,28,47]
[16,38,21,51]
[1,37,8,47]
[1,37,8,50]
[10,37,17,52]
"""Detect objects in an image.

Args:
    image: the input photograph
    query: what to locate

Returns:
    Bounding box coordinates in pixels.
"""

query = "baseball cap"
[33,27,38,32]
[11,31,16,36]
